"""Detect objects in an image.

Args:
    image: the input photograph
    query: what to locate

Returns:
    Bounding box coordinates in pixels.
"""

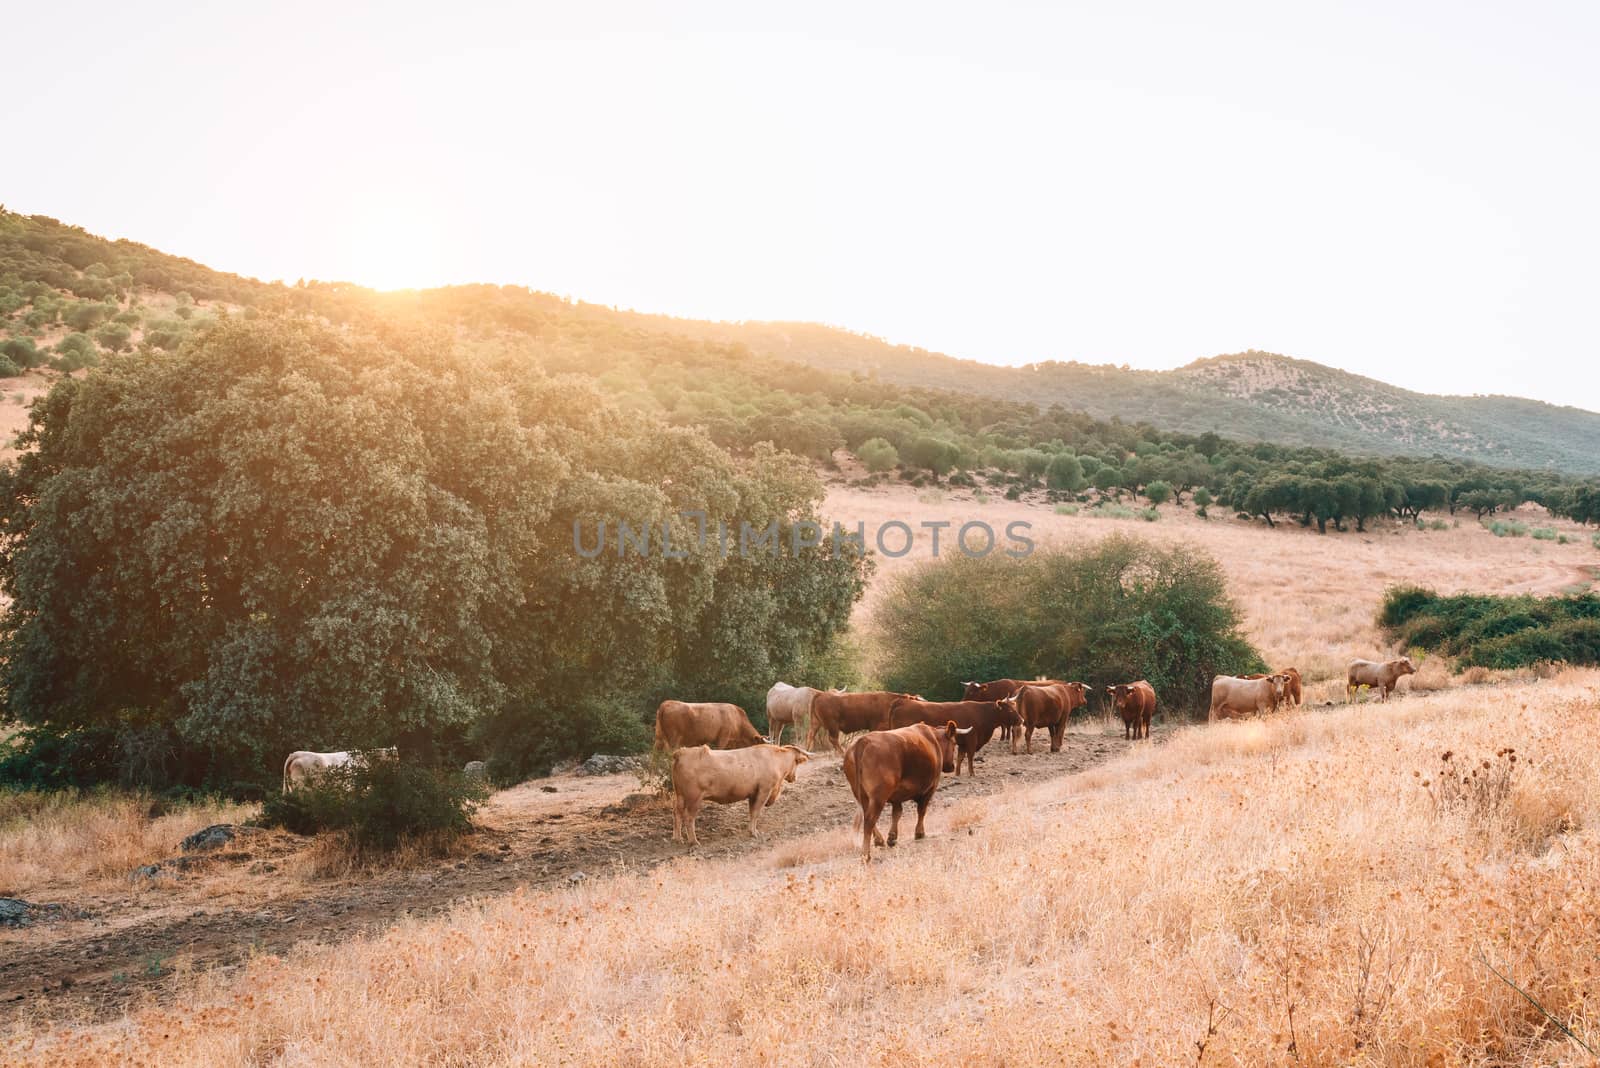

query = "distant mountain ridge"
[586,309,1600,473]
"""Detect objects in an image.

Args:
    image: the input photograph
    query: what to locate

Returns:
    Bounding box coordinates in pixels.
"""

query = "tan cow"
[1347,657,1416,702]
[766,682,828,746]
[281,746,398,793]
[1246,668,1303,707]
[1208,674,1288,722]
[670,743,811,846]
[654,700,765,751]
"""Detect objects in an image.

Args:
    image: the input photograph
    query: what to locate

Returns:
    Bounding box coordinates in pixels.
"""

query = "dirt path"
[0,726,1150,1025]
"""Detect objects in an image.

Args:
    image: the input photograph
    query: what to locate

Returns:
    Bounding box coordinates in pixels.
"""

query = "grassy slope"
[15,676,1599,1066]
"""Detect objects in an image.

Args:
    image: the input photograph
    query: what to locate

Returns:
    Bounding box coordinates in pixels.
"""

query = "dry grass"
[10,673,1600,1066]
[0,790,254,896]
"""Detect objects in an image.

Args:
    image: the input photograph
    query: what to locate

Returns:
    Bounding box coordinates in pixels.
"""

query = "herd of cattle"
[279,657,1419,862]
[659,655,1418,861]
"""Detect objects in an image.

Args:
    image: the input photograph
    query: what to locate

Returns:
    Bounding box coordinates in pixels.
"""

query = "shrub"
[256,758,487,851]
[64,301,111,332]
[857,436,899,473]
[1054,503,1079,516]
[1143,480,1172,506]
[94,321,132,352]
[1379,586,1600,669]
[1485,519,1527,538]
[51,332,99,371]
[874,533,1264,715]
[1046,453,1085,492]
[0,356,19,378]
[0,336,44,369]
[1531,527,1558,541]
[1192,487,1213,518]
[1138,507,1160,522]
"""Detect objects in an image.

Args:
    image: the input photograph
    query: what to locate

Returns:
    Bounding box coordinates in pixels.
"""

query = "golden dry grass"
[9,674,1600,1066]
[0,790,253,896]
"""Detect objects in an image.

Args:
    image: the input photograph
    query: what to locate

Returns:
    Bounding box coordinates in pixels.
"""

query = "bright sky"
[8,2,1599,411]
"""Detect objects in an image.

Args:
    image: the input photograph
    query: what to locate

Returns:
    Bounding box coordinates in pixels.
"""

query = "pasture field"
[3,481,1599,1062]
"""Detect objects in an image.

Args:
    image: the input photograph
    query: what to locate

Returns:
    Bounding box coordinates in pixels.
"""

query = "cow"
[808,690,920,754]
[842,721,969,863]
[281,746,398,793]
[1347,657,1417,702]
[654,700,765,752]
[889,697,1020,776]
[1246,668,1303,707]
[1208,674,1289,722]
[1011,681,1089,754]
[670,743,811,846]
[1105,681,1157,740]
[766,682,826,746]
[963,678,1071,743]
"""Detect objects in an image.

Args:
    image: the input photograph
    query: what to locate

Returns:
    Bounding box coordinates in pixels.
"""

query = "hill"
[5,208,1600,488]
[583,307,1600,474]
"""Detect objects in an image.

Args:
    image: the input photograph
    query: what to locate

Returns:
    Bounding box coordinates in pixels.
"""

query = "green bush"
[1144,480,1172,506]
[1594,532,1600,551]
[1054,503,1079,516]
[0,355,19,378]
[51,331,99,371]
[1379,586,1600,669]
[1485,519,1527,537]
[0,336,44,369]
[1531,527,1558,541]
[874,533,1263,715]
[1193,487,1213,518]
[94,321,132,352]
[1138,507,1160,522]
[857,436,898,473]
[256,758,487,850]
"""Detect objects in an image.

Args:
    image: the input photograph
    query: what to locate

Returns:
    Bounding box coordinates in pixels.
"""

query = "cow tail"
[282,754,292,795]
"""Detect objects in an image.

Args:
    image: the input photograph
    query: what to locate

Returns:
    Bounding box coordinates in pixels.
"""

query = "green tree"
[1046,452,1085,492]
[857,436,899,473]
[1144,480,1173,506]
[1193,486,1213,518]
[874,534,1263,715]
[0,318,868,788]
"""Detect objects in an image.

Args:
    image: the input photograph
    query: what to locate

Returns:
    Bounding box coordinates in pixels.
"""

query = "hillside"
[5,209,1600,477]
[586,308,1600,474]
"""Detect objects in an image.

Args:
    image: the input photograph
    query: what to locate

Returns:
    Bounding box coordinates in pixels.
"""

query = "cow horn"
[954,726,974,735]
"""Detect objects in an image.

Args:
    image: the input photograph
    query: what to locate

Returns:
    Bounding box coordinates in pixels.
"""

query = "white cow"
[281,747,398,793]
[765,682,829,746]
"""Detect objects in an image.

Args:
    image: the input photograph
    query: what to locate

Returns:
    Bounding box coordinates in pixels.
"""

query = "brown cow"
[1105,681,1156,740]
[654,701,765,752]
[808,690,919,754]
[1011,682,1088,754]
[963,678,1071,743]
[842,721,967,863]
[670,743,810,846]
[1245,668,1303,707]
[1209,674,1289,721]
[1347,657,1416,702]
[889,697,1020,776]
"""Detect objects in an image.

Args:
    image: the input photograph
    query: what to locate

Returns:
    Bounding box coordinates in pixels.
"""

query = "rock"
[0,899,33,928]
[577,754,639,777]
[568,871,588,884]
[131,864,178,883]
[463,760,488,780]
[180,823,262,853]
[540,785,558,793]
